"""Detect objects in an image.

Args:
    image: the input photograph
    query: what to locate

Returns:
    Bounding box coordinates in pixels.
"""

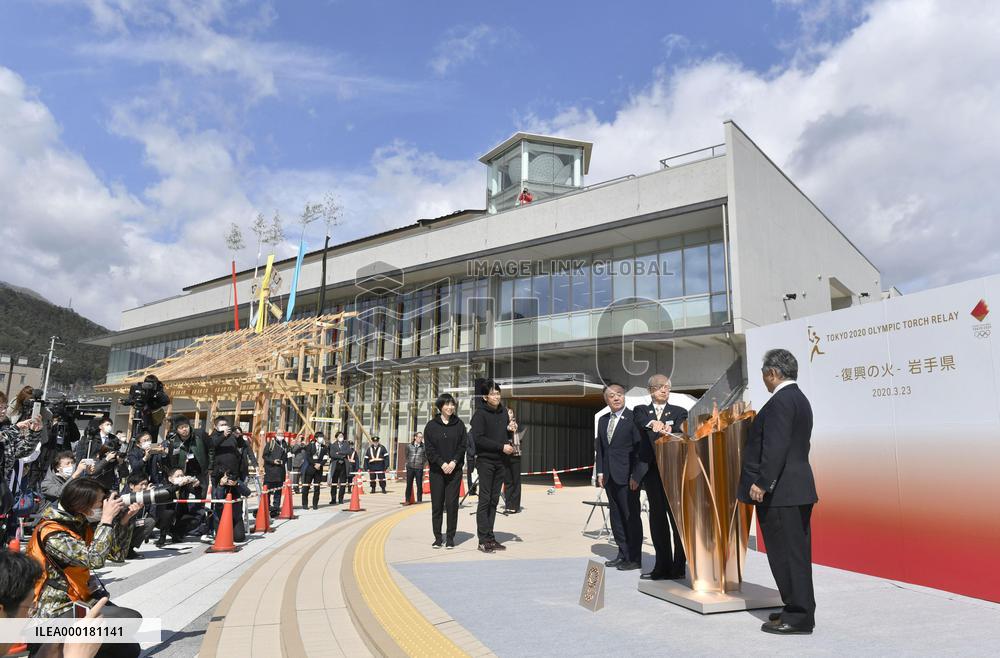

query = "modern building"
[86,121,884,473]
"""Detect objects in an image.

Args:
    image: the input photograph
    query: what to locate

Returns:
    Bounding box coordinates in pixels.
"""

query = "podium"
[637,401,782,614]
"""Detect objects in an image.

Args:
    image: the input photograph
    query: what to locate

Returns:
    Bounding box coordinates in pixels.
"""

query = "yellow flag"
[255,254,275,333]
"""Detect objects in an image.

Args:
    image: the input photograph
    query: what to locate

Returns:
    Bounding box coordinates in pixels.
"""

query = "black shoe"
[478,543,495,554]
[768,612,783,622]
[616,561,641,571]
[381,490,387,494]
[761,622,813,635]
[488,540,506,551]
[126,550,143,560]
[639,571,670,581]
[445,539,454,549]
[605,558,624,568]
[312,505,319,510]
[432,538,443,548]
[154,538,166,549]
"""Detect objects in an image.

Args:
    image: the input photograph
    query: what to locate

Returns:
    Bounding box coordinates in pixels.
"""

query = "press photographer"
[154,468,205,547]
[125,430,171,485]
[119,375,170,439]
[75,417,115,463]
[26,477,143,658]
[119,472,172,559]
[165,416,210,493]
[39,451,88,513]
[1,418,44,543]
[209,417,251,543]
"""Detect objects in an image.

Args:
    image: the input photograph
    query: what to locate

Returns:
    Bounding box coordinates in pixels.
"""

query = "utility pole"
[42,336,59,400]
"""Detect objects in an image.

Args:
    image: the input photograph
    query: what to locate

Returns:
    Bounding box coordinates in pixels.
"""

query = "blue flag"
[285,238,306,321]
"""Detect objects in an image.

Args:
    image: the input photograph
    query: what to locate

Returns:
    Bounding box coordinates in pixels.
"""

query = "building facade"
[88,121,883,473]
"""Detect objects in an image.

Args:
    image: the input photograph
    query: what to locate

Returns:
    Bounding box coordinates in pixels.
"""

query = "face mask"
[85,506,102,523]
[317,439,325,445]
[60,466,74,477]
[141,442,151,450]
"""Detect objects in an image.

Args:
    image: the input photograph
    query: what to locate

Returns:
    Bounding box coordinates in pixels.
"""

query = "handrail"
[660,143,726,168]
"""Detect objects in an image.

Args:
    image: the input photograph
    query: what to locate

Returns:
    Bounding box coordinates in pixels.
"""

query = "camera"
[119,488,173,507]
[121,379,164,408]
[21,389,46,419]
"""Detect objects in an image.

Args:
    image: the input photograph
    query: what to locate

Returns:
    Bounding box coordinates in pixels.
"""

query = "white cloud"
[429,24,501,76]
[7,0,1000,335]
[524,0,1000,293]
[76,0,409,101]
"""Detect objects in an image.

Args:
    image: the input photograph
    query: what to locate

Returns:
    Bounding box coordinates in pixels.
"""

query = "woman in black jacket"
[423,393,468,549]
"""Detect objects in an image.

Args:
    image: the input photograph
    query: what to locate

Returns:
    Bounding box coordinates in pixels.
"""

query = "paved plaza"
[105,481,1000,657]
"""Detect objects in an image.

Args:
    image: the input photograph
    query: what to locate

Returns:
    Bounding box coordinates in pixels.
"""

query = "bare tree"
[266,210,285,247]
[224,222,245,262]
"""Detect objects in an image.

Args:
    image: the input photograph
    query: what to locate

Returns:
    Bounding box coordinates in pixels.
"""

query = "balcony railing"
[659,143,726,169]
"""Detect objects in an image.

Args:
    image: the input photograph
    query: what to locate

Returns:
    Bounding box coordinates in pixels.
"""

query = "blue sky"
[0,1,997,327]
[0,1,832,190]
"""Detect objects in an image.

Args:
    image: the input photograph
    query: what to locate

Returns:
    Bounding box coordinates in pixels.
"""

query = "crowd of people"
[0,371,545,655]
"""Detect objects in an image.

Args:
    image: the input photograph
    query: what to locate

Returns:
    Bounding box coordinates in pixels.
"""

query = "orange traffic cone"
[459,476,466,498]
[279,477,297,520]
[422,466,431,495]
[254,486,274,533]
[7,521,22,552]
[206,493,241,553]
[552,469,563,489]
[346,474,365,512]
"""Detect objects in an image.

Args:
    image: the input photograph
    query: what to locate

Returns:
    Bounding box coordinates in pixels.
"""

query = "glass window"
[572,262,590,311]
[612,256,634,301]
[499,279,513,321]
[635,248,659,301]
[686,297,711,328]
[513,277,534,320]
[532,274,550,316]
[592,254,613,308]
[683,244,709,296]
[659,247,683,299]
[709,242,727,293]
[711,293,729,325]
[551,271,570,315]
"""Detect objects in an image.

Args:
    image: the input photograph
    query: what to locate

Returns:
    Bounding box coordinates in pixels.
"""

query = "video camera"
[120,378,166,410]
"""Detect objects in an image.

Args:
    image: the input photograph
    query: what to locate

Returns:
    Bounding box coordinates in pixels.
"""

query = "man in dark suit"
[261,432,287,517]
[294,434,329,510]
[633,374,688,580]
[739,348,818,635]
[595,383,646,571]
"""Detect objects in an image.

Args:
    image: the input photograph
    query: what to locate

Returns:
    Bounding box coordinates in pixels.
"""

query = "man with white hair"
[633,374,688,580]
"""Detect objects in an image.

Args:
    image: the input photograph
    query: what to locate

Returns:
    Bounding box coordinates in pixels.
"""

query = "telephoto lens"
[120,488,174,507]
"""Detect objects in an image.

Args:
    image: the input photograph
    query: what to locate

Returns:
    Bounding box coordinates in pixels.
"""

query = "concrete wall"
[725,121,881,334]
[670,341,741,390]
[119,157,728,331]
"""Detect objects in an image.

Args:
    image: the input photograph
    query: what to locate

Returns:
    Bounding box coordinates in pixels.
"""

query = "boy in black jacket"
[469,379,517,553]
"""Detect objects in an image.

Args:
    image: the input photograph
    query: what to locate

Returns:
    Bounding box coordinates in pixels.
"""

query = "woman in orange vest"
[27,477,144,658]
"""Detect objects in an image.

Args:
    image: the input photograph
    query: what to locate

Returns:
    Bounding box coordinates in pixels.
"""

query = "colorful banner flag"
[286,239,306,321]
[255,254,275,334]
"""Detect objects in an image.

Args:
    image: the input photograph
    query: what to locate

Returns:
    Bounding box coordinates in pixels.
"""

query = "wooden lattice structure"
[95,312,362,454]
